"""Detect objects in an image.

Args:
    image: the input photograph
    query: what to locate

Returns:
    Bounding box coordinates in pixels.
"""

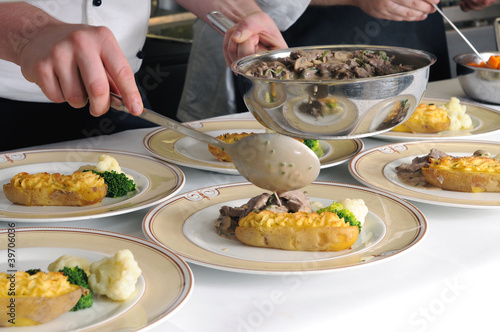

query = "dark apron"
[282,5,451,82]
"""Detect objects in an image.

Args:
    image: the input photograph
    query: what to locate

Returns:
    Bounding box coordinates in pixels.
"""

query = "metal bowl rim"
[453,52,500,72]
[231,44,437,83]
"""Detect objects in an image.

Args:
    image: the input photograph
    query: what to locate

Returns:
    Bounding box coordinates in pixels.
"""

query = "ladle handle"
[110,92,224,147]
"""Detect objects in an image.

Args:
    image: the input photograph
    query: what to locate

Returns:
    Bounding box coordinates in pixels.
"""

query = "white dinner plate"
[143,118,363,174]
[377,98,500,141]
[350,140,500,208]
[0,227,193,331]
[142,182,427,274]
[0,149,185,222]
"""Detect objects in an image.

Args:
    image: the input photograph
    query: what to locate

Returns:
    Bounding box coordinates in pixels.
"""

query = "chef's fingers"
[100,28,143,116]
[54,49,88,109]
[460,0,494,11]
[223,12,287,65]
[74,27,113,117]
[373,0,438,21]
[230,12,287,50]
[26,59,65,104]
[236,35,260,60]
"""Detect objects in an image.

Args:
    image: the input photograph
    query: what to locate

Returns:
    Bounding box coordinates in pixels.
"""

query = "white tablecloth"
[4,78,500,332]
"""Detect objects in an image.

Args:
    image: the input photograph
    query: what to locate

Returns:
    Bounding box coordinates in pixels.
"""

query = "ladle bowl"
[110,93,320,192]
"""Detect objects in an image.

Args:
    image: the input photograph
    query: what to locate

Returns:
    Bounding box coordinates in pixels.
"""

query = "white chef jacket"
[176,0,310,122]
[0,0,150,102]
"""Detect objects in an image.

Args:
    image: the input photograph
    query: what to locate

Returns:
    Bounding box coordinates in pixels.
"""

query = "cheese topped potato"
[235,210,359,251]
[208,132,255,162]
[3,171,107,206]
[422,155,500,193]
[0,271,84,326]
[392,97,472,133]
[392,103,450,133]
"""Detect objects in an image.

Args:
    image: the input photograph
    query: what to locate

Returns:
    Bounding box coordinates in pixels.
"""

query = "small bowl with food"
[454,52,500,105]
[232,45,436,139]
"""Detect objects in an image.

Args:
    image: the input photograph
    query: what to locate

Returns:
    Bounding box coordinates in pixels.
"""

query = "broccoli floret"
[60,266,93,311]
[90,170,135,198]
[25,269,41,275]
[317,202,362,232]
[303,139,324,158]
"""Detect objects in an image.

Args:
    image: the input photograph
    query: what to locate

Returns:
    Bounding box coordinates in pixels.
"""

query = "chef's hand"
[222,11,288,67]
[460,0,497,12]
[350,0,439,21]
[16,20,143,116]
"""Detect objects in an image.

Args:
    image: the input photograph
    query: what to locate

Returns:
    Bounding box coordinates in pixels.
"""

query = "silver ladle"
[110,92,320,192]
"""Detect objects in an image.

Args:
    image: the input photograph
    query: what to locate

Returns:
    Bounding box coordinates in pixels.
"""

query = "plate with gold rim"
[143,118,363,175]
[0,148,184,222]
[377,98,500,141]
[142,181,426,274]
[349,140,500,208]
[0,227,193,331]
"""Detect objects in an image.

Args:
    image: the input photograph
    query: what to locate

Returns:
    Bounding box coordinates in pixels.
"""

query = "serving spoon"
[432,3,491,67]
[110,92,320,192]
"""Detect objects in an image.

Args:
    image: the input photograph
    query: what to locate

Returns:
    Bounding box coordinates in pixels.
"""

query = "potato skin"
[0,287,82,327]
[3,172,107,206]
[422,167,500,193]
[235,225,359,251]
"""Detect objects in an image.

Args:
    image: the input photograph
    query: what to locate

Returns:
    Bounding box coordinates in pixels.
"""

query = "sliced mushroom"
[294,57,314,72]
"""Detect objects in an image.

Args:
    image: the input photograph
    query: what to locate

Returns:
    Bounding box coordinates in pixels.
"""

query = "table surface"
[2,78,500,332]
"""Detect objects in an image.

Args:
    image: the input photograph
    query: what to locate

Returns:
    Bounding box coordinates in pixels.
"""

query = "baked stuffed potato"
[0,271,86,326]
[3,171,107,206]
[235,210,359,251]
[422,155,500,192]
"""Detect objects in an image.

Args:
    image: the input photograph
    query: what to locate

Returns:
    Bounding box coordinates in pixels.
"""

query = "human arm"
[0,2,143,116]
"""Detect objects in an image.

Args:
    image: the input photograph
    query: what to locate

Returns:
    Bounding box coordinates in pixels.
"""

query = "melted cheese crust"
[10,171,105,191]
[0,272,78,298]
[208,132,256,162]
[428,156,500,173]
[238,210,349,228]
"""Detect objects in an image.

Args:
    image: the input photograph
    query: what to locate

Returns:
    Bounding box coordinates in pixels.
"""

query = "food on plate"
[80,154,136,198]
[244,49,413,80]
[466,55,500,69]
[208,132,324,161]
[216,190,367,251]
[3,171,107,206]
[59,266,93,311]
[48,255,91,275]
[208,132,255,162]
[301,138,324,158]
[392,103,450,133]
[392,97,472,133]
[396,149,500,192]
[87,249,142,301]
[0,271,87,326]
[422,155,500,193]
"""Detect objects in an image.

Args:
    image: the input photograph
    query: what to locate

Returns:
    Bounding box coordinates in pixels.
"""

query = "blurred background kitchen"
[138,0,500,119]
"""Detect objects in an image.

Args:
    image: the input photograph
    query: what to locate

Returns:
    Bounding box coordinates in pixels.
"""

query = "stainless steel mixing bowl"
[454,52,500,105]
[232,45,436,139]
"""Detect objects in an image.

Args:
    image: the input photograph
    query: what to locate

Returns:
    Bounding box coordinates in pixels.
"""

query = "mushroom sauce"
[244,49,414,80]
